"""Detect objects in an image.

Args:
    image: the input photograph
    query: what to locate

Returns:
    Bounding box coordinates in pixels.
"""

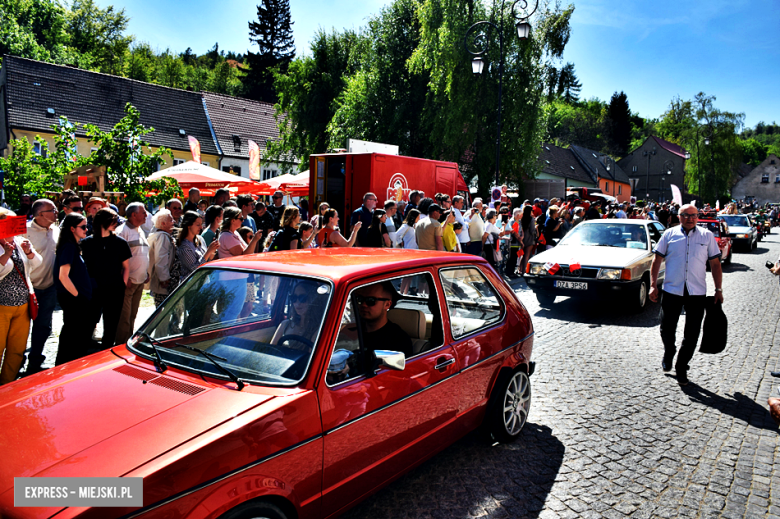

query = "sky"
[97,0,780,129]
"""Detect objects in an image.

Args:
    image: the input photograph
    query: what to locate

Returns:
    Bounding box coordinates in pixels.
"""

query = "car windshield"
[558,223,649,249]
[698,221,720,237]
[127,268,332,386]
[720,215,749,227]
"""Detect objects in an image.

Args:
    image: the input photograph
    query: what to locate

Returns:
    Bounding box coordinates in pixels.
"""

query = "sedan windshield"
[127,268,332,386]
[720,215,750,228]
[559,223,648,249]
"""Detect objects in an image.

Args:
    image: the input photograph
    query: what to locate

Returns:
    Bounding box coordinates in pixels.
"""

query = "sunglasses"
[76,224,88,230]
[290,293,309,304]
[71,207,84,212]
[355,295,391,307]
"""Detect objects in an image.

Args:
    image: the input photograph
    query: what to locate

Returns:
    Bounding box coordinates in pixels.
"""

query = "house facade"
[618,136,689,203]
[201,92,295,180]
[570,145,632,203]
[524,143,598,199]
[731,154,780,205]
[0,56,221,170]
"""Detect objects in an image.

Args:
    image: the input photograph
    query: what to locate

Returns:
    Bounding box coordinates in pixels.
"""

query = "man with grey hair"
[166,198,183,228]
[115,202,150,346]
[451,195,470,251]
[467,198,484,255]
[183,187,200,213]
[22,199,60,374]
[650,203,723,386]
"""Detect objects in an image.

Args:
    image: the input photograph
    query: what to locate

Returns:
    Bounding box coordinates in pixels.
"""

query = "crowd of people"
[2,182,778,386]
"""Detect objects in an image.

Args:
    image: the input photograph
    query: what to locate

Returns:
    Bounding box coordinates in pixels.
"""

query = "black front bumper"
[525,275,643,299]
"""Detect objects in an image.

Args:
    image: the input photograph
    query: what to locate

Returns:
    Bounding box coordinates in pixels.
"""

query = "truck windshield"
[127,268,332,386]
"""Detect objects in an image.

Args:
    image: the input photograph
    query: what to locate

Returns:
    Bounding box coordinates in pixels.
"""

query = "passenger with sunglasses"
[271,281,327,352]
[54,213,92,365]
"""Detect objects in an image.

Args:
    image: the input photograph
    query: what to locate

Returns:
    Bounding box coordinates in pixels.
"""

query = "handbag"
[12,259,38,320]
[699,296,727,354]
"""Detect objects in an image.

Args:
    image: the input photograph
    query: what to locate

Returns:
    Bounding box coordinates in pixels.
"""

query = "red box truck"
[308,152,470,222]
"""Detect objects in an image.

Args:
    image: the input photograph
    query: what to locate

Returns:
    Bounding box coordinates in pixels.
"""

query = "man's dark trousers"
[659,288,706,373]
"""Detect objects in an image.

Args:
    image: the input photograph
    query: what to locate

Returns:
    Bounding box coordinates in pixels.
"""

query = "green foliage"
[742,121,780,158]
[556,62,581,103]
[266,29,366,172]
[548,97,607,151]
[741,138,768,167]
[0,138,62,203]
[607,91,631,156]
[243,0,296,102]
[81,103,179,204]
[67,0,132,74]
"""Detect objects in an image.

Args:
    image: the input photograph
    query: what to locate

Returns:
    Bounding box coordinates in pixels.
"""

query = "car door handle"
[435,358,455,371]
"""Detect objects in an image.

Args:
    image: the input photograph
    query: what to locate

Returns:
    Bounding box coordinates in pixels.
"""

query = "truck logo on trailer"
[387,173,412,202]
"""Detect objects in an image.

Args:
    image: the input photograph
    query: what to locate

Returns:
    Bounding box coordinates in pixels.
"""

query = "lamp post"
[660,159,674,203]
[602,155,617,198]
[643,147,656,201]
[464,0,537,186]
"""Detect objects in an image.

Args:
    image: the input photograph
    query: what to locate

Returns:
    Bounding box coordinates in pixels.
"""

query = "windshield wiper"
[175,343,245,390]
[136,331,168,373]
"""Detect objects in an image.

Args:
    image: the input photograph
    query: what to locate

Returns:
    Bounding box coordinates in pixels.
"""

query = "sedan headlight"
[740,234,750,239]
[597,268,623,280]
[529,263,545,275]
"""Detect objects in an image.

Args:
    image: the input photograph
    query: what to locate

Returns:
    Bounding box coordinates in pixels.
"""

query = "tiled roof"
[2,55,219,155]
[538,143,597,184]
[570,145,631,184]
[650,136,688,159]
[201,92,282,159]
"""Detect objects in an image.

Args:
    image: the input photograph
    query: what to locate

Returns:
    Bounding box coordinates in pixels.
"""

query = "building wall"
[732,154,780,205]
[219,156,294,180]
[618,140,686,202]
[598,178,631,203]
[5,130,220,170]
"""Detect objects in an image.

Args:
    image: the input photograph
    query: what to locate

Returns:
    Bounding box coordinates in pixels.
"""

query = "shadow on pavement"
[340,423,565,519]
[678,381,779,432]
[531,296,662,328]
[723,261,752,272]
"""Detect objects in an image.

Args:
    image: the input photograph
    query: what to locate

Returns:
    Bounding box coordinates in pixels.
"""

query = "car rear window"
[439,267,504,339]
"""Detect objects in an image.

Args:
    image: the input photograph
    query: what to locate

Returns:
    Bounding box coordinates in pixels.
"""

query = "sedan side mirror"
[374,350,406,372]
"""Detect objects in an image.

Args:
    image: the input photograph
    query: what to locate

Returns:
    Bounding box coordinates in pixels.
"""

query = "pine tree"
[242,0,295,102]
[557,62,581,104]
[607,91,632,156]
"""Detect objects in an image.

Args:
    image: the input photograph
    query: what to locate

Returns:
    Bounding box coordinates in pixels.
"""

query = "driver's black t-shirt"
[363,321,414,359]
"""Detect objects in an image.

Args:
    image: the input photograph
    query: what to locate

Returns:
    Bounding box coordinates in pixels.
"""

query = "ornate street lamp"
[464,0,538,186]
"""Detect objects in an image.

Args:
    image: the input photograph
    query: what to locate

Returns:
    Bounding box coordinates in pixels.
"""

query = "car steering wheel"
[277,334,314,350]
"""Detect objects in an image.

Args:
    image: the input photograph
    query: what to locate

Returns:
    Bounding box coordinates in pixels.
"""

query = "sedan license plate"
[554,280,588,290]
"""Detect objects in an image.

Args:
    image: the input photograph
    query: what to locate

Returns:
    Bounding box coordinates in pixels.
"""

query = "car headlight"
[741,234,750,239]
[529,263,545,275]
[597,268,623,280]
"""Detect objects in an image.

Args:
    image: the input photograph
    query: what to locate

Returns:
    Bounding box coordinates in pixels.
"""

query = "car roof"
[205,249,489,284]
[578,219,651,225]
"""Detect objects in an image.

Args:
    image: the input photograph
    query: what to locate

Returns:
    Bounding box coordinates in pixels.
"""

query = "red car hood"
[0,351,275,501]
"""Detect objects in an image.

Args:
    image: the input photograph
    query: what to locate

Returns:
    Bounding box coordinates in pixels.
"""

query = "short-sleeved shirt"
[363,321,414,359]
[242,216,257,233]
[54,242,92,300]
[270,226,301,251]
[415,218,443,251]
[364,223,388,248]
[252,211,275,240]
[653,225,721,296]
[267,204,286,231]
[218,231,247,259]
[116,223,149,284]
[350,206,373,246]
[201,228,217,247]
[80,234,132,290]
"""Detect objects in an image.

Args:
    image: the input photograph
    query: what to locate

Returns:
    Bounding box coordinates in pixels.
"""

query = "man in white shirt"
[649,204,723,386]
[23,199,60,374]
[616,204,628,219]
[467,198,484,255]
[451,195,470,251]
[115,202,150,346]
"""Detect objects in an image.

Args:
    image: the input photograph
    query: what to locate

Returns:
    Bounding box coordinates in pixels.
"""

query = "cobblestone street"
[342,233,780,519]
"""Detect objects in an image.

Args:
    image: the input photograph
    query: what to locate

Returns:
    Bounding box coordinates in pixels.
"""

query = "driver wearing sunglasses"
[353,282,413,358]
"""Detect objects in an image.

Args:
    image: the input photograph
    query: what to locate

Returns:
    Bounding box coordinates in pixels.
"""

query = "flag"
[248,140,260,180]
[716,200,720,211]
[543,261,560,275]
[188,136,201,163]
[569,259,581,272]
[670,184,683,206]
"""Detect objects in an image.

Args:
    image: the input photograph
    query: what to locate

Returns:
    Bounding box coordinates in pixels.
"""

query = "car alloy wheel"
[502,371,531,438]
[634,279,648,311]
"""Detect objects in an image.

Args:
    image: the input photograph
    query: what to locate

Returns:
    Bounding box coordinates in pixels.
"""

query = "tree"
[82,103,179,204]
[67,0,133,74]
[266,29,365,171]
[557,62,581,103]
[606,91,631,156]
[655,96,695,145]
[243,0,295,102]
[740,138,768,167]
[0,0,83,67]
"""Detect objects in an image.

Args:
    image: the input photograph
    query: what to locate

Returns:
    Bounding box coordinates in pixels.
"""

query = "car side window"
[439,268,504,339]
[327,273,444,386]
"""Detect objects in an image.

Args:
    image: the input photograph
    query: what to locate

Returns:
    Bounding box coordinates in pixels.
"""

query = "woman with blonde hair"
[0,208,41,383]
[218,207,263,259]
[267,206,315,251]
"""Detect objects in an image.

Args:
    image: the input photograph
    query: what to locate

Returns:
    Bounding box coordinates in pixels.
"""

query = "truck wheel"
[536,292,555,308]
[487,369,531,443]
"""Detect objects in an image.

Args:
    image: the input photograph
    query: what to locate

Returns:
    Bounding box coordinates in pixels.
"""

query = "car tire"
[752,239,758,251]
[723,248,732,265]
[488,369,531,443]
[631,278,649,312]
[536,292,555,307]
[218,501,287,519]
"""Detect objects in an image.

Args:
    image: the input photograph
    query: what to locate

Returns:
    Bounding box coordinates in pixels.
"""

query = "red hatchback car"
[0,249,534,519]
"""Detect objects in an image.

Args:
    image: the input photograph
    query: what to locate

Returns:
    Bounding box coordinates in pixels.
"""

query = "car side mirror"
[373,350,405,372]
[651,240,657,249]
